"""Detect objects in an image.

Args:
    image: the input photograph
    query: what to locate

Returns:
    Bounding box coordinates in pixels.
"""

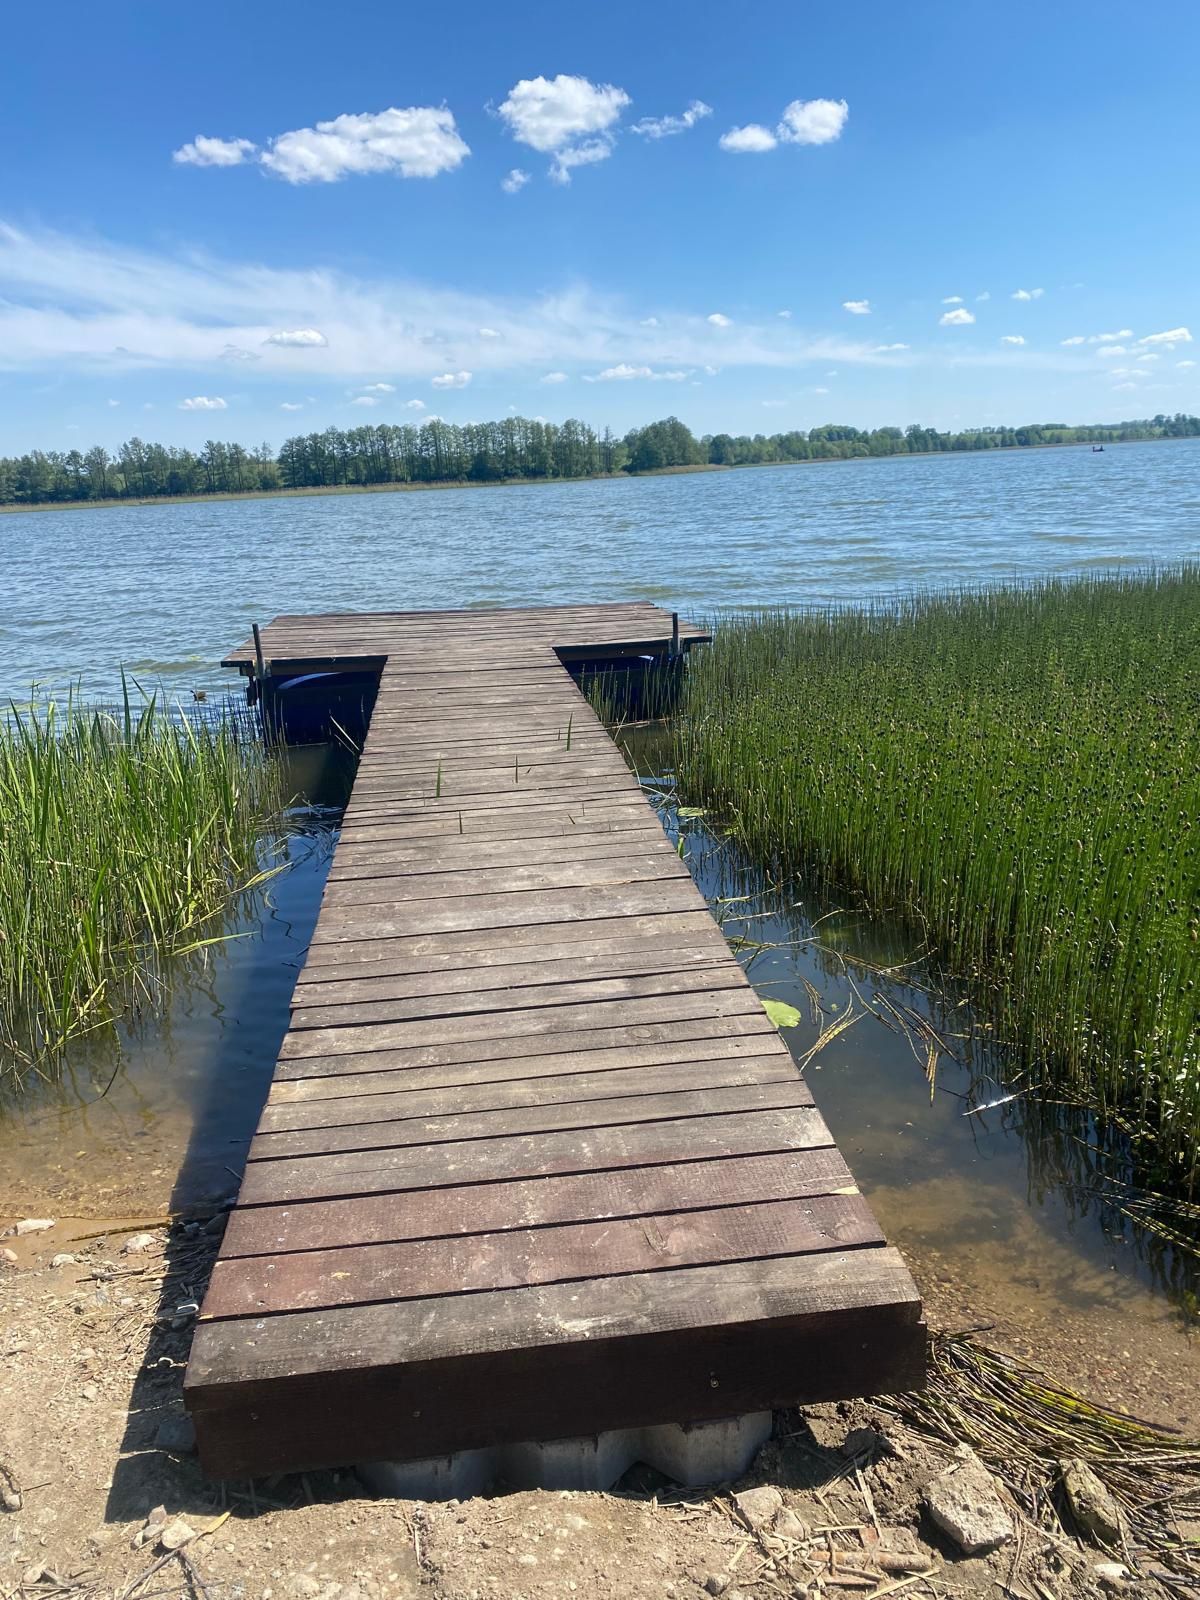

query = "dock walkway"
[185,603,924,1478]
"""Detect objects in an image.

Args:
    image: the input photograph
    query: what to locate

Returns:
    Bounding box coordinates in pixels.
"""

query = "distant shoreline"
[0,434,1191,516]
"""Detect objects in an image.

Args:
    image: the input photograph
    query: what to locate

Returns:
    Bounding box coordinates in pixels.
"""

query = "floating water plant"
[0,681,287,1072]
[673,569,1200,1184]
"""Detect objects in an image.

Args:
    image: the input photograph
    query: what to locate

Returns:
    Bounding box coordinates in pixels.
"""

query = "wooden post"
[252,623,266,682]
[671,612,680,659]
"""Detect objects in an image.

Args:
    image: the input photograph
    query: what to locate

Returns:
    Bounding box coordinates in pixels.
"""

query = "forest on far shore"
[3,411,1198,506]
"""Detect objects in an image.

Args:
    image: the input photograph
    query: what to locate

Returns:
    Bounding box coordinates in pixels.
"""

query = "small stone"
[81,1382,99,1403]
[291,1576,321,1598]
[772,1509,807,1541]
[732,1486,783,1531]
[158,1517,197,1551]
[922,1450,1013,1557]
[1059,1457,1125,1545]
[1,1248,18,1265]
[22,1562,45,1586]
[2,1489,21,1512]
[14,1218,55,1236]
[1093,1561,1130,1584]
[122,1232,156,1255]
[155,1416,197,1455]
[49,1253,76,1269]
[703,1576,729,1596]
[840,1425,881,1460]
[134,1506,169,1548]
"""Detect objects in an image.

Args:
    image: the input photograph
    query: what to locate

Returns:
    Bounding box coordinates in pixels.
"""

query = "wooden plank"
[278,987,765,1061]
[273,1011,780,1080]
[269,1039,794,1105]
[317,853,687,909]
[202,1195,884,1320]
[262,1055,801,1128]
[248,1080,815,1162]
[236,1104,835,1205]
[220,1147,856,1256]
[288,965,749,1033]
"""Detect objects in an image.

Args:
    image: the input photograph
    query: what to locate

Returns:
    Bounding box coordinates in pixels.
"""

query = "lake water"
[3,437,1199,705]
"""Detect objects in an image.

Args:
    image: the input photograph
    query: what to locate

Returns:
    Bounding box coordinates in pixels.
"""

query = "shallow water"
[3,438,1199,705]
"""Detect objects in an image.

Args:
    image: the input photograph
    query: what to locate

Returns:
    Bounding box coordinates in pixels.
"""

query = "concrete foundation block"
[360,1411,773,1500]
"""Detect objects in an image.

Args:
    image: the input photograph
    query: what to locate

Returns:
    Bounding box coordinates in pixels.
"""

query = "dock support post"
[252,622,266,682]
[671,611,680,659]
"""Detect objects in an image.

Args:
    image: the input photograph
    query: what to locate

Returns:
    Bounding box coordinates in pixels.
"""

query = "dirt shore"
[2,1210,1184,1600]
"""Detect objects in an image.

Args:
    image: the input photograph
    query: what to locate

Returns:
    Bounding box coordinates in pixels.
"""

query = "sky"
[1,0,1197,454]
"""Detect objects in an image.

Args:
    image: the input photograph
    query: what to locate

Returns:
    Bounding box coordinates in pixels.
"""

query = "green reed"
[0,681,286,1072]
[672,569,1200,1184]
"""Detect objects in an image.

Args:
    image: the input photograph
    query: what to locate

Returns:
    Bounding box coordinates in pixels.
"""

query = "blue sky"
[1,0,1197,453]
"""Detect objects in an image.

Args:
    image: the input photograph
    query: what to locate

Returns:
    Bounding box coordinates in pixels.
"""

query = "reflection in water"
[0,741,352,1219]
[619,725,1200,1429]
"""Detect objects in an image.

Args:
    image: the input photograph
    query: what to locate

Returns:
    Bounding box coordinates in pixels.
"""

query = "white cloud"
[260,107,469,184]
[630,100,712,139]
[497,75,628,183]
[719,124,778,153]
[500,168,530,194]
[540,371,568,383]
[640,316,659,327]
[549,139,615,184]
[361,381,395,392]
[107,398,120,407]
[404,398,426,409]
[1000,335,1025,346]
[777,310,792,319]
[942,296,964,305]
[707,312,732,327]
[1178,360,1196,369]
[173,135,257,168]
[940,308,975,326]
[280,401,304,411]
[350,395,378,406]
[842,299,870,315]
[1011,288,1044,301]
[811,386,830,394]
[777,98,848,145]
[219,342,258,362]
[179,395,226,410]
[976,291,991,302]
[431,369,472,389]
[1136,352,1160,362]
[1060,335,1086,346]
[585,363,689,381]
[1096,345,1126,357]
[478,327,500,339]
[1096,329,1133,341]
[1139,326,1192,346]
[703,364,719,375]
[265,327,328,348]
[872,342,909,352]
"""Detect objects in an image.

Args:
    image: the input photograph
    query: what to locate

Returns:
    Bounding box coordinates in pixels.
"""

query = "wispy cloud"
[583,363,690,381]
[265,328,328,348]
[707,312,732,327]
[1139,326,1192,346]
[361,381,395,392]
[630,100,712,139]
[431,370,472,389]
[500,167,530,195]
[1000,335,1025,346]
[1011,287,1044,301]
[179,395,226,410]
[842,299,870,315]
[942,296,964,306]
[872,342,909,352]
[540,371,568,384]
[280,401,304,411]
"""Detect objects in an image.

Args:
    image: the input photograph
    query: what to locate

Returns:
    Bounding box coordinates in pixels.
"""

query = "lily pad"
[677,806,708,819]
[762,998,802,1029]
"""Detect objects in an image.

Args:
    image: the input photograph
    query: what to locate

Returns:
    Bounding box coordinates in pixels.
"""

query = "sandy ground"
[1,1211,1177,1600]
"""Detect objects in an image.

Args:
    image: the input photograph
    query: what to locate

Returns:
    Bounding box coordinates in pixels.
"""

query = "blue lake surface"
[3,437,1198,703]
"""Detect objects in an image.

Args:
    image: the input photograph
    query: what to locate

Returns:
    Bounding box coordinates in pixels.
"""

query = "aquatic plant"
[672,569,1200,1184]
[0,681,286,1071]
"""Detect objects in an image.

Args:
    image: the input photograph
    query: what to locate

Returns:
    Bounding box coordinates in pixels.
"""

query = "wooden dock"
[185,603,924,1479]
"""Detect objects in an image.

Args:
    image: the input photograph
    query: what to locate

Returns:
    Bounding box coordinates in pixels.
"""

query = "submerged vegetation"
[672,569,1200,1185]
[2,410,1198,507]
[0,685,285,1073]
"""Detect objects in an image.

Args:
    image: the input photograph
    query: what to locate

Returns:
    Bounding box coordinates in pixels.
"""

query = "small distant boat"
[1092,445,1105,452]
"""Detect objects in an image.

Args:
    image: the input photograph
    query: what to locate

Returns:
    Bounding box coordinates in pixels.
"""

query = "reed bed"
[0,684,285,1072]
[672,569,1200,1184]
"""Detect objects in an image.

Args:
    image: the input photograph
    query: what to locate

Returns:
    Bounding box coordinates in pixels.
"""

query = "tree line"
[2,411,1198,506]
